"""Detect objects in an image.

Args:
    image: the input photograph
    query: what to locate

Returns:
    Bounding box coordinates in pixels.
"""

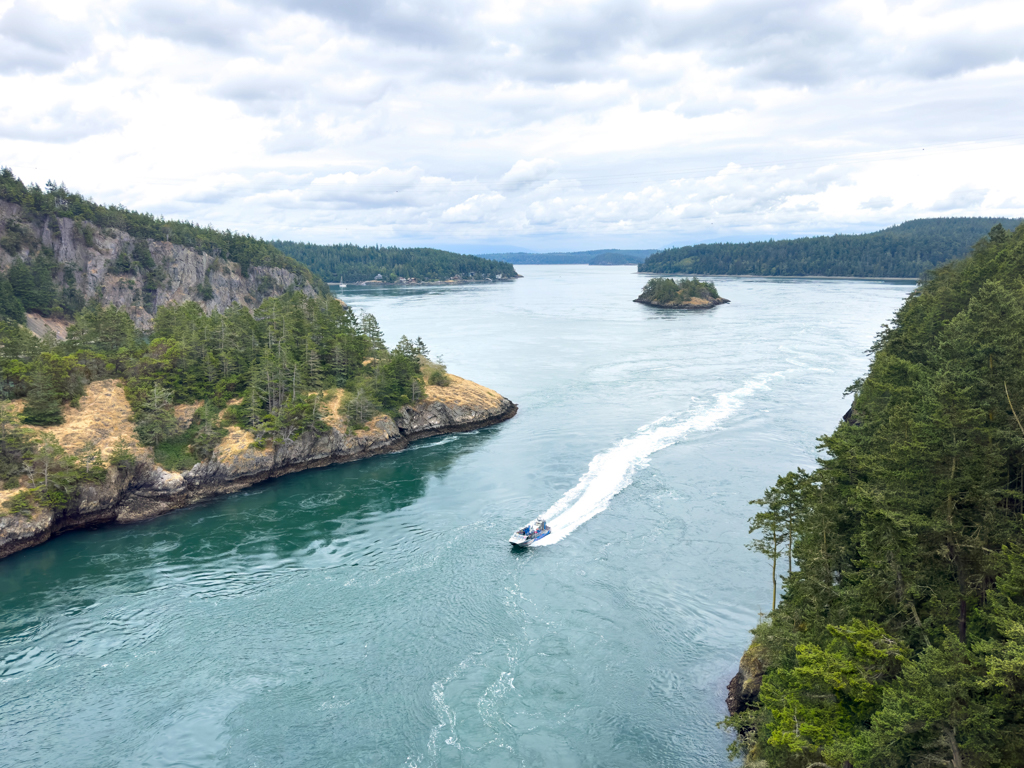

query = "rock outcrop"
[634,295,730,309]
[726,643,765,716]
[0,375,516,560]
[0,199,320,329]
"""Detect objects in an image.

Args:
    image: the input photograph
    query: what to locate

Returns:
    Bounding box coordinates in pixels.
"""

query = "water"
[0,267,913,767]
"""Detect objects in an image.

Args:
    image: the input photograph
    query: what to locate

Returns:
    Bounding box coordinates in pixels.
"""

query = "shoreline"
[0,378,517,561]
[335,276,521,287]
[636,272,919,282]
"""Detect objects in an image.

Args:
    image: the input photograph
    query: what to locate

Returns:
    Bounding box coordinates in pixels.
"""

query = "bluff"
[0,374,516,560]
[0,169,327,330]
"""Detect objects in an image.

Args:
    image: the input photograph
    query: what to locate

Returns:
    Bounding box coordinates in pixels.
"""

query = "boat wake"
[534,375,778,546]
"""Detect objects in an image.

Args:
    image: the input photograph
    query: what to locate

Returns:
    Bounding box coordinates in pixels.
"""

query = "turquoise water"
[0,267,913,767]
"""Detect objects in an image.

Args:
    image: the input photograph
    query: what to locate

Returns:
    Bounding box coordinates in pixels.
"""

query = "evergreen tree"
[134,384,178,446]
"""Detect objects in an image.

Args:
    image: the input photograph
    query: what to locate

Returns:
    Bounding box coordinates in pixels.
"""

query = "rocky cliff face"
[0,375,517,559]
[0,200,318,329]
[726,643,765,716]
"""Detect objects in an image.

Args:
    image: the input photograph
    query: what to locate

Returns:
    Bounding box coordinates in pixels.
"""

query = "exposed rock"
[726,643,765,716]
[0,199,321,330]
[0,374,517,560]
[634,295,730,309]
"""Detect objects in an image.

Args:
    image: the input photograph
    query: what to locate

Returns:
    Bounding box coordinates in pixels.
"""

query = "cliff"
[0,375,517,559]
[0,199,320,329]
[726,643,765,716]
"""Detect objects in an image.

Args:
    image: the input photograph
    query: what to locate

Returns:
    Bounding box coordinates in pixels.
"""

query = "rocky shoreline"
[634,296,730,309]
[0,376,517,560]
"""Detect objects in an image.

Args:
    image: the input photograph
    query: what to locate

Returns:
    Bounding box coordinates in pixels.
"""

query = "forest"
[272,241,519,283]
[726,223,1024,767]
[0,292,446,516]
[0,167,327,316]
[639,218,1024,278]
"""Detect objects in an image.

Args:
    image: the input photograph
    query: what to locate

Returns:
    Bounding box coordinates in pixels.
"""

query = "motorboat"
[509,518,551,547]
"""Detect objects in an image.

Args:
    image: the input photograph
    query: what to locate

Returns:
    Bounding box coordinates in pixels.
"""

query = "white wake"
[534,375,776,546]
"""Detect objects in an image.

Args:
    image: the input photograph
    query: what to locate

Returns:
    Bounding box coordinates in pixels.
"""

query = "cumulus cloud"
[932,186,988,212]
[1,0,1022,249]
[500,159,557,190]
[860,196,893,210]
[0,104,120,143]
[442,193,505,223]
[0,1,93,74]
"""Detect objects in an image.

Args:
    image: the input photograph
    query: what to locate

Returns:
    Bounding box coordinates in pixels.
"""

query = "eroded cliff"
[0,199,320,329]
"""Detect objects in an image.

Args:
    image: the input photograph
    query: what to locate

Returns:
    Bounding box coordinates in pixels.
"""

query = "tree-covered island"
[634,277,729,308]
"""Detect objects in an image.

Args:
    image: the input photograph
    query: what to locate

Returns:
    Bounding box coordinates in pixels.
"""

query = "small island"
[634,277,729,309]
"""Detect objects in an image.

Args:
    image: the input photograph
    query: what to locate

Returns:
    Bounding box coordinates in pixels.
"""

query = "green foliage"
[727,223,1024,766]
[637,276,721,305]
[0,273,25,323]
[107,437,136,472]
[341,385,382,430]
[272,240,520,283]
[640,217,1024,278]
[134,383,179,446]
[2,433,107,516]
[20,352,86,425]
[0,167,329,305]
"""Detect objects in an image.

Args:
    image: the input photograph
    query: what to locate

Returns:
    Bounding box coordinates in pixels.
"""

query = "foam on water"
[535,375,778,546]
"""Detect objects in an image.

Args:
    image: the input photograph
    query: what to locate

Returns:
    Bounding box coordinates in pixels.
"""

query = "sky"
[1,0,1022,253]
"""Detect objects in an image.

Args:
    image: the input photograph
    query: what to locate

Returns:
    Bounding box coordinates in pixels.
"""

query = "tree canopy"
[640,218,1024,278]
[725,222,1024,767]
[0,167,327,295]
[272,240,520,283]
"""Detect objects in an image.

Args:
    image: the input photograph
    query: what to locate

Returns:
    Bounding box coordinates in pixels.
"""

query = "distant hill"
[273,241,520,284]
[482,249,656,265]
[638,218,1024,278]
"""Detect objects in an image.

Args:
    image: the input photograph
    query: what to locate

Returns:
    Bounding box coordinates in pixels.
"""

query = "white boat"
[509,518,551,547]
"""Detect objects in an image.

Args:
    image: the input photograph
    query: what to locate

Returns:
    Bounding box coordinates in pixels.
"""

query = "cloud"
[442,193,504,223]
[0,1,93,74]
[500,159,556,191]
[0,104,120,144]
[932,186,988,211]
[860,196,893,210]
[2,0,1023,250]
[123,0,263,52]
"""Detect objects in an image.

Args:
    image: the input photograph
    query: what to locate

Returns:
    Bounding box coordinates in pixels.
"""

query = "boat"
[509,518,551,547]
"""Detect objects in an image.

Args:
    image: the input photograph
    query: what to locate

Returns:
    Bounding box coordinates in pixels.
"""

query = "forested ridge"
[482,249,654,265]
[0,292,448,516]
[727,222,1024,767]
[272,241,519,283]
[0,167,328,323]
[640,218,1023,278]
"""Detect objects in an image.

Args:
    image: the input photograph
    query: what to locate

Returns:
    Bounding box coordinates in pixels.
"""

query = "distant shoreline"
[636,272,919,282]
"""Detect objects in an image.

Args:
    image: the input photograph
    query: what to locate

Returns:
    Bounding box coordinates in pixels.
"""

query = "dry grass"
[426,374,505,410]
[25,379,145,459]
[173,402,202,428]
[2,372,504,474]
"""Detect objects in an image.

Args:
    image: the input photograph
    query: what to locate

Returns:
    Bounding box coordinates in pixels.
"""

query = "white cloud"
[932,186,988,212]
[0,1,93,74]
[860,196,893,210]
[442,193,505,223]
[0,0,1022,249]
